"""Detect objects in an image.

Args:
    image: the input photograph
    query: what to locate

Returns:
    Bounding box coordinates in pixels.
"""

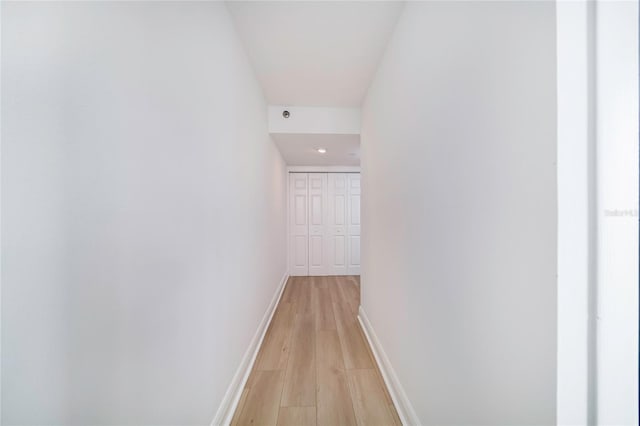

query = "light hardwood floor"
[231,276,401,426]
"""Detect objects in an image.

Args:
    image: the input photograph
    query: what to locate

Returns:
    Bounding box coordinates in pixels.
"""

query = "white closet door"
[289,173,309,276]
[308,173,328,276]
[327,173,348,275]
[347,174,361,275]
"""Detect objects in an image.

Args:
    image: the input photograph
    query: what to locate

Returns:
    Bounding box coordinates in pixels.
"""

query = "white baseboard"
[211,272,290,426]
[358,306,421,426]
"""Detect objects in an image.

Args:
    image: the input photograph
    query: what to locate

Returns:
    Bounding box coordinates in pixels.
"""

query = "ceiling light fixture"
[317,148,327,154]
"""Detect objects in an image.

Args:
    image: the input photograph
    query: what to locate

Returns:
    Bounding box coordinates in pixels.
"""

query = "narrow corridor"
[231,276,400,426]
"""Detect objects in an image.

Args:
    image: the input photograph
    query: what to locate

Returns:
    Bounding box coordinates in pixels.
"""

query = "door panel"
[294,195,307,225]
[308,173,328,275]
[327,173,348,275]
[334,236,346,265]
[289,173,308,276]
[310,235,324,267]
[334,196,346,225]
[350,236,361,266]
[310,194,323,225]
[350,195,360,226]
[294,236,308,267]
[347,174,361,275]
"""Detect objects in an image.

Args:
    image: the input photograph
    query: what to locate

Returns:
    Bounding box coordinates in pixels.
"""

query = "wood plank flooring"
[231,276,400,426]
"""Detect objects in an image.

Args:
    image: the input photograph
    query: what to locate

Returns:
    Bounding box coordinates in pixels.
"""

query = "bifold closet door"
[289,173,309,276]
[289,172,359,276]
[327,173,348,275]
[347,174,361,275]
[307,173,328,275]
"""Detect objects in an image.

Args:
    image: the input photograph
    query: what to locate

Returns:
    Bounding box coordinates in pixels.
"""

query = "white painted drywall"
[1,3,286,425]
[595,1,639,424]
[268,106,361,135]
[360,2,557,424]
[556,1,593,423]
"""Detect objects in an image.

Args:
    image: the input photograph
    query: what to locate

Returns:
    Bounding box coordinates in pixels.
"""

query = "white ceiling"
[226,1,404,107]
[272,134,360,166]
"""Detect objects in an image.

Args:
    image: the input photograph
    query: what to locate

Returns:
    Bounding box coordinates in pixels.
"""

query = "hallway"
[231,276,400,426]
[3,2,639,425]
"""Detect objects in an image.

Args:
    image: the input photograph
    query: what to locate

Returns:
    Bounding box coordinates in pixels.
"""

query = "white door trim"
[287,166,360,173]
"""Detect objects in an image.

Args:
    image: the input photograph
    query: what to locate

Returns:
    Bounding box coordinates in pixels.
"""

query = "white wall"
[595,1,639,424]
[268,106,361,135]
[360,2,557,424]
[1,3,287,425]
[556,1,593,423]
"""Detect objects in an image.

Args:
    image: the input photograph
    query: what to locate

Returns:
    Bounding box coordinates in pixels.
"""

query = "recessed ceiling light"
[317,148,327,154]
